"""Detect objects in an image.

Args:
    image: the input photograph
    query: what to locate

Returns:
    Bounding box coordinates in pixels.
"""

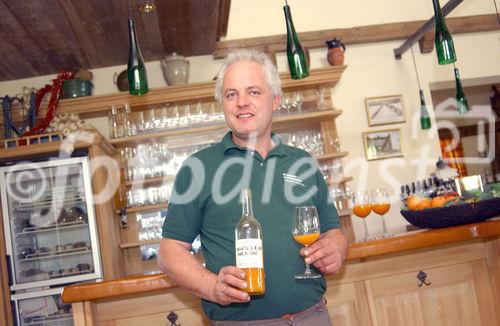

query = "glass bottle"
[235,188,265,295]
[432,0,456,65]
[283,1,309,79]
[123,104,137,136]
[419,89,431,130]
[454,68,468,114]
[108,105,122,139]
[128,19,149,95]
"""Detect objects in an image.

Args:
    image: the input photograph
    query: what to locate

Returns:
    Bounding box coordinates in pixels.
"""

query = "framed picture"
[365,95,405,126]
[363,129,403,160]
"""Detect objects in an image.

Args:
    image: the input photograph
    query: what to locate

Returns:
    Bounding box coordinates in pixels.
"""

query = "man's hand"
[159,239,251,305]
[300,228,347,275]
[211,266,250,305]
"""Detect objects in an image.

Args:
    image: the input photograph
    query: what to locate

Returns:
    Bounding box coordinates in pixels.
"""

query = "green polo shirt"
[162,132,340,321]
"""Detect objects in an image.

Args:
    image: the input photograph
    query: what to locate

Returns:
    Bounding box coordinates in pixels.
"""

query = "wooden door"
[326,281,372,326]
[364,260,498,326]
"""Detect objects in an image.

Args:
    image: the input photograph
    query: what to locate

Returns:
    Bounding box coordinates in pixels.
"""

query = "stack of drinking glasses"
[138,212,164,242]
[119,143,172,181]
[281,130,324,156]
[133,102,225,134]
[126,183,172,208]
[277,91,304,116]
[108,104,137,139]
[320,159,344,184]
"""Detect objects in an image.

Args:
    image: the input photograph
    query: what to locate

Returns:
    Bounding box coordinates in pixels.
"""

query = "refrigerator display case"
[0,156,102,291]
[11,287,73,326]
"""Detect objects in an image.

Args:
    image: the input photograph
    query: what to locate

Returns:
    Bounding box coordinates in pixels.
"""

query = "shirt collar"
[221,131,289,157]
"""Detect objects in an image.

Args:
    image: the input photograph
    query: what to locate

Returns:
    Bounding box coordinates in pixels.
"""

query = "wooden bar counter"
[63,219,500,325]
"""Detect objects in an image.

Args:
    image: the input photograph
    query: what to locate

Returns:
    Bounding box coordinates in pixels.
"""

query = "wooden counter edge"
[62,219,500,303]
[347,219,500,260]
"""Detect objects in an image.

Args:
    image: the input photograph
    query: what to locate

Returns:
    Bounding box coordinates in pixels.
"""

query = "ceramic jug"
[326,38,346,66]
[160,52,189,85]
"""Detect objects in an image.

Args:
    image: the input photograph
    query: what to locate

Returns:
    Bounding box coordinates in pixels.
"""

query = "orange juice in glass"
[292,206,321,279]
[293,232,320,247]
[353,191,372,241]
[352,204,372,218]
[370,188,392,238]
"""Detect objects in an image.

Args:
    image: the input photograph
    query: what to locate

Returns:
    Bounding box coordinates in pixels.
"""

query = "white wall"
[1,0,499,239]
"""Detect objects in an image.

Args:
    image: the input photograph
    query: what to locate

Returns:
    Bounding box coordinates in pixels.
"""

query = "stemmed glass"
[292,206,321,279]
[370,188,392,238]
[352,191,372,241]
[292,91,303,113]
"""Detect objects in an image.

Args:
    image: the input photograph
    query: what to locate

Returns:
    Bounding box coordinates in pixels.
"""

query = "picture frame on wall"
[365,95,405,126]
[363,128,403,161]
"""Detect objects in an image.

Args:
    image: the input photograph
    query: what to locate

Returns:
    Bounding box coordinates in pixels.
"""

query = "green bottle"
[454,68,468,114]
[283,2,309,79]
[419,89,431,130]
[432,0,456,65]
[128,19,149,95]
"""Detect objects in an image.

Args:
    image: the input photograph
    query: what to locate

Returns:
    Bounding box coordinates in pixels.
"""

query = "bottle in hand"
[235,188,265,295]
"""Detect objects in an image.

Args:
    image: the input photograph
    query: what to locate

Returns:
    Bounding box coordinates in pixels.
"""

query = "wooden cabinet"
[86,287,208,326]
[54,66,354,275]
[326,282,371,326]
[365,261,497,326]
[323,241,500,326]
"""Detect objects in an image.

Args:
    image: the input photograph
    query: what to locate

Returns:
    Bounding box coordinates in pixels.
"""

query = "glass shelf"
[24,313,73,326]
[18,247,91,263]
[17,221,88,235]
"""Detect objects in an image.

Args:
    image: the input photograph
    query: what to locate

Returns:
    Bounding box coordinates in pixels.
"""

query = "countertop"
[62,219,500,303]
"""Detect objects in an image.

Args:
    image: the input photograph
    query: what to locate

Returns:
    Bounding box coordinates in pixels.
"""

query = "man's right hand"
[211,266,250,305]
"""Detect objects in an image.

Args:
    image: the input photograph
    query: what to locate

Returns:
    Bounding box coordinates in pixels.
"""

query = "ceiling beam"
[213,14,499,59]
[393,0,463,59]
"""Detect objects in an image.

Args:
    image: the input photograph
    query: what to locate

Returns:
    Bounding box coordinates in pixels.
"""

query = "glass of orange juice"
[352,191,372,241]
[292,206,321,279]
[371,188,392,238]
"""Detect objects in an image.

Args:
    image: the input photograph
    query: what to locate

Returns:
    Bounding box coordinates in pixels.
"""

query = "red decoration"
[23,71,74,136]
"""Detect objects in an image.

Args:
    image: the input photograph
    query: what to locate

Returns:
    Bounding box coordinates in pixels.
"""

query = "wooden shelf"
[120,203,168,214]
[0,132,114,160]
[120,239,160,249]
[57,66,347,119]
[109,109,342,147]
[316,151,349,162]
[125,176,175,188]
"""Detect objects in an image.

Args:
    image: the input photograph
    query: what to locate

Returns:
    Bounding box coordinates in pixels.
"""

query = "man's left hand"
[300,228,347,275]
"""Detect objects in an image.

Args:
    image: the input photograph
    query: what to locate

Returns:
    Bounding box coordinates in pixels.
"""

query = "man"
[158,49,347,325]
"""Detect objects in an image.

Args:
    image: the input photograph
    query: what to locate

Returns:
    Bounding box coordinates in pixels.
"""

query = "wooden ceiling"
[0,0,230,82]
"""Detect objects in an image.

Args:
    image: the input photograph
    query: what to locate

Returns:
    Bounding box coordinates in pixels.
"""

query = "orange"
[407,196,432,211]
[417,198,432,210]
[431,196,448,208]
[407,196,423,211]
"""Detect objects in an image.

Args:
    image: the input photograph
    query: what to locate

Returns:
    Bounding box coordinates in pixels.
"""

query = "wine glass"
[370,188,392,238]
[352,191,372,241]
[292,206,321,279]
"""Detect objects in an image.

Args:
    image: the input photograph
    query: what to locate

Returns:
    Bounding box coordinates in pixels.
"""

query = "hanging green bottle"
[454,68,468,114]
[128,19,149,95]
[283,1,309,79]
[419,89,431,130]
[432,0,456,65]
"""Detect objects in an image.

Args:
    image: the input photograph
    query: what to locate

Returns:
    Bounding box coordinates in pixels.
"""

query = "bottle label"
[235,239,263,269]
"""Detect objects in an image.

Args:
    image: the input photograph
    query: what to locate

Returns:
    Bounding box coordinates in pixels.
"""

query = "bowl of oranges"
[400,193,500,229]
